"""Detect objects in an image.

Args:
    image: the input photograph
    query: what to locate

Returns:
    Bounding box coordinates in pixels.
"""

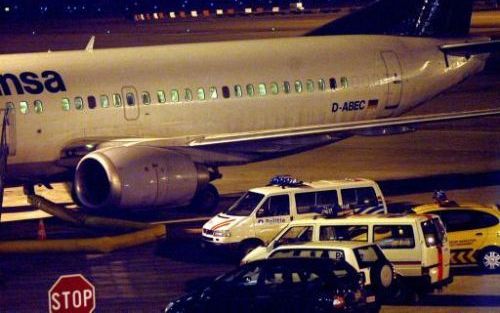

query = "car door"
[373,224,422,276]
[430,209,495,264]
[253,264,309,313]
[208,264,261,313]
[254,194,291,243]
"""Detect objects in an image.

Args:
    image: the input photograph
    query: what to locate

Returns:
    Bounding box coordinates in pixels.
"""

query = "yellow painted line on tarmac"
[0,210,53,223]
[184,228,203,234]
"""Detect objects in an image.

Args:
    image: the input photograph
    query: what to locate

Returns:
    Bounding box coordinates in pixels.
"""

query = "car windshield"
[225,191,264,216]
[274,226,314,247]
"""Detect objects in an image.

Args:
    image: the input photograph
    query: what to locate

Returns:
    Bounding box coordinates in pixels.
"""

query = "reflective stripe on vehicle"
[437,245,443,281]
[211,219,235,230]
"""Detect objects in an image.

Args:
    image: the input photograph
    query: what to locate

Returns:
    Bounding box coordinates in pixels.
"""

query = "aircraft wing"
[440,40,500,56]
[60,108,500,168]
[187,108,500,146]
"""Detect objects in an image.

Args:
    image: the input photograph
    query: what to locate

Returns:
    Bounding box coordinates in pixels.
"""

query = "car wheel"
[478,247,500,272]
[239,240,262,259]
[370,262,394,296]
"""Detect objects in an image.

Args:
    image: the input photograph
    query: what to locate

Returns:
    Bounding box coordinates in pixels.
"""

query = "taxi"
[413,192,499,272]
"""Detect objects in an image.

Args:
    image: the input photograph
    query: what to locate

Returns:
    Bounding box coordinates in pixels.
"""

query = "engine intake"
[74,146,209,210]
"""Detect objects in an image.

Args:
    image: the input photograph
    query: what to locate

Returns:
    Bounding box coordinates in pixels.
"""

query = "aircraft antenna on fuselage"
[85,36,95,52]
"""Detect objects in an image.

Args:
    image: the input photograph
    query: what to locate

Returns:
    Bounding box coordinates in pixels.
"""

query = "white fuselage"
[0,35,487,181]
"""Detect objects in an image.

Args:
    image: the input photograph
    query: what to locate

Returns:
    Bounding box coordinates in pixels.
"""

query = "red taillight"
[332,295,346,309]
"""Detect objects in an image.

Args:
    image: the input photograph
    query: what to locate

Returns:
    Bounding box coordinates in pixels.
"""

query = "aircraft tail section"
[307,0,474,37]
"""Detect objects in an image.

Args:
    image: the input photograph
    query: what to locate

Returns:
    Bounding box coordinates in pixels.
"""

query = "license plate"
[366,295,376,303]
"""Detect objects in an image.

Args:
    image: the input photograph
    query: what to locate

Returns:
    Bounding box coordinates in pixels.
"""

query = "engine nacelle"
[74,146,209,210]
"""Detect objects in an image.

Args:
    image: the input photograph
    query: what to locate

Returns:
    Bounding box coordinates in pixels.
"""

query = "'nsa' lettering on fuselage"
[332,100,366,113]
[0,71,66,96]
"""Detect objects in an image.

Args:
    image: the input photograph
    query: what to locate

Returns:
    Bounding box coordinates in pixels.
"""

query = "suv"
[243,241,396,300]
[202,176,387,256]
[242,213,452,295]
[164,258,380,313]
[413,198,499,272]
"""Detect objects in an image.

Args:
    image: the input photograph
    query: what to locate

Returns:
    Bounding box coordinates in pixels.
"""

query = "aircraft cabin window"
[222,86,230,99]
[100,95,109,108]
[270,82,279,95]
[341,77,348,88]
[126,92,135,106]
[75,97,84,110]
[258,83,267,96]
[112,94,122,107]
[157,90,166,103]
[197,88,205,100]
[19,101,29,114]
[294,80,303,93]
[234,85,243,97]
[283,81,291,94]
[141,92,151,105]
[5,102,15,111]
[209,87,218,99]
[34,100,43,113]
[171,89,179,102]
[87,96,97,109]
[185,89,193,101]
[329,78,337,90]
[318,79,326,91]
[61,98,70,111]
[306,79,314,92]
[246,84,255,97]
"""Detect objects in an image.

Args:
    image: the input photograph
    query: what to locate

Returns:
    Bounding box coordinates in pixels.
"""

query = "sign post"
[49,274,96,313]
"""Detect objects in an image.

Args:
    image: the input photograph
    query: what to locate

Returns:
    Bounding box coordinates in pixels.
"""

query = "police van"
[201,176,387,256]
[243,213,452,295]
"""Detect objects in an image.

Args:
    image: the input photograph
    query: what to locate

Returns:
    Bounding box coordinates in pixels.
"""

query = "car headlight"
[213,230,231,237]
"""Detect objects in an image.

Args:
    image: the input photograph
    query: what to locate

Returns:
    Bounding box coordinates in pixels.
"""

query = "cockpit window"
[225,191,264,216]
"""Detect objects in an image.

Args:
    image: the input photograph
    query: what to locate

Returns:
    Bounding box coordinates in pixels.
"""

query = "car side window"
[341,187,378,213]
[295,191,338,214]
[373,225,415,249]
[432,210,498,232]
[257,195,290,217]
[319,225,368,241]
[354,246,380,269]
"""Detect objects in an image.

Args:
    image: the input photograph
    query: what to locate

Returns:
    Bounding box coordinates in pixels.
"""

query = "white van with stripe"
[201,177,387,256]
[244,213,452,294]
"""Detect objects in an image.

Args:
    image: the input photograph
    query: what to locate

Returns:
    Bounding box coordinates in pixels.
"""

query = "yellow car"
[413,196,499,272]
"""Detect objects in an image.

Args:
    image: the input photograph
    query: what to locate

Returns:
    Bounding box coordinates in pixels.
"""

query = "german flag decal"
[367,99,379,110]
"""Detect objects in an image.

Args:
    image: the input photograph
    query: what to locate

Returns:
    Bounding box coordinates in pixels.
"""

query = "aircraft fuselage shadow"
[378,170,500,197]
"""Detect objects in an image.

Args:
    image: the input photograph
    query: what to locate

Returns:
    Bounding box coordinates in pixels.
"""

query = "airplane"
[0,0,498,212]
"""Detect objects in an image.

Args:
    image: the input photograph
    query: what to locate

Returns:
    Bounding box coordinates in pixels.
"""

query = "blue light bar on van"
[268,175,303,188]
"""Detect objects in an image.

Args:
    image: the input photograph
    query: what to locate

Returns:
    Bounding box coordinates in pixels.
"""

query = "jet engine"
[74,146,210,210]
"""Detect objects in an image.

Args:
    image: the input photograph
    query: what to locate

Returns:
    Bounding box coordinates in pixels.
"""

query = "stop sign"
[49,274,96,313]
